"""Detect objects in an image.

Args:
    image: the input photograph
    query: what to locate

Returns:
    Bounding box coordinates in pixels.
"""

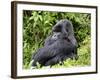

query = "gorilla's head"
[52,19,74,38]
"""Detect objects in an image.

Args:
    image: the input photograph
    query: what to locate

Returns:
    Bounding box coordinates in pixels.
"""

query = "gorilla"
[32,19,78,67]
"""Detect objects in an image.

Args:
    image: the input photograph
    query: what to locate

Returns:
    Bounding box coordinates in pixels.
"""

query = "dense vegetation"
[23,10,91,69]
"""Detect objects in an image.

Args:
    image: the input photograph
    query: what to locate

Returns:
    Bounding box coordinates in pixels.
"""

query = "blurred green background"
[23,10,91,69]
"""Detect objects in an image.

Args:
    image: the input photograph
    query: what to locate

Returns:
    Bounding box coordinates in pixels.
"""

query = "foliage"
[23,10,91,69]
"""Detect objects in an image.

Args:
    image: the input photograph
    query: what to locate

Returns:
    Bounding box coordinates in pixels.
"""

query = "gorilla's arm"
[32,43,62,66]
[32,46,58,66]
[44,55,62,66]
[32,40,74,66]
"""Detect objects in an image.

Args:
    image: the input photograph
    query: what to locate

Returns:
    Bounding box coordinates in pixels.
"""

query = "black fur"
[32,19,78,67]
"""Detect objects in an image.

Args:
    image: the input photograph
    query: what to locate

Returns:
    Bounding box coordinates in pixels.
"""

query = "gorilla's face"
[52,19,74,39]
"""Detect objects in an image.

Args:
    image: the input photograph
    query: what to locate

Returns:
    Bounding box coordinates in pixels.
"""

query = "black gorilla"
[32,19,78,67]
